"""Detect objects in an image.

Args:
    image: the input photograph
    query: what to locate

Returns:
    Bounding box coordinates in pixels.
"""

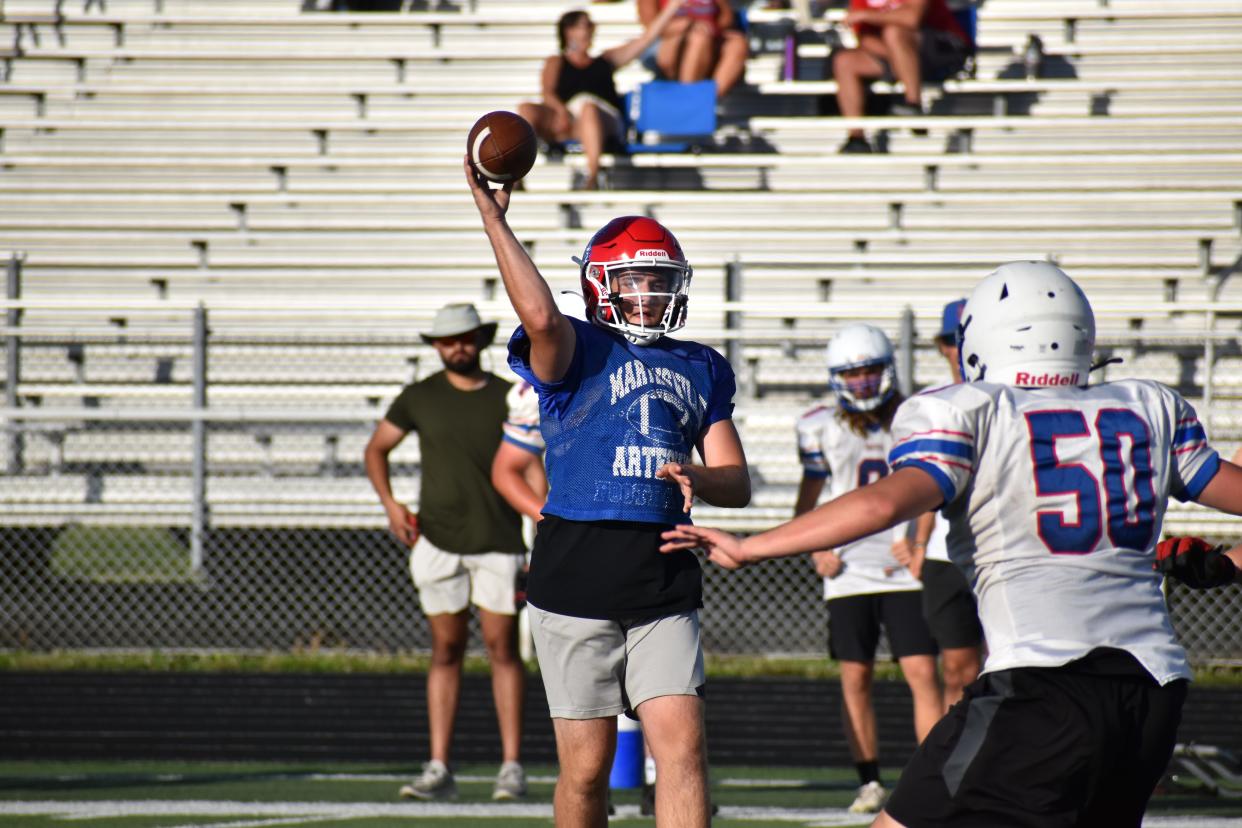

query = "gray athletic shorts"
[527,604,705,720]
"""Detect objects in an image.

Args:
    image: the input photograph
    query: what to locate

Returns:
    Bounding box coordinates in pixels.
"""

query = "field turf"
[1,761,1240,827]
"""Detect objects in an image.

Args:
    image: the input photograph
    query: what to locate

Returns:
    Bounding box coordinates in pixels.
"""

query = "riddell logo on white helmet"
[635,249,670,258]
[1015,371,1080,386]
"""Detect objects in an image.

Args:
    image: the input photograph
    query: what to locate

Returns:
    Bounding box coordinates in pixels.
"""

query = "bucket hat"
[420,302,498,347]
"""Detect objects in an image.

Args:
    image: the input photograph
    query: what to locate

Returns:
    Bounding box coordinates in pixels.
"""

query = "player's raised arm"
[661,465,943,568]
[464,158,575,383]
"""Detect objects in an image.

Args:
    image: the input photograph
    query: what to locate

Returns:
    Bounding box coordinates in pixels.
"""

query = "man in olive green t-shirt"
[364,303,528,803]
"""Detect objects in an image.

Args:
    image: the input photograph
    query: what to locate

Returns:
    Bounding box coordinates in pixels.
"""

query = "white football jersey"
[797,404,919,599]
[923,510,952,564]
[889,379,1221,685]
[916,378,956,564]
[503,380,545,456]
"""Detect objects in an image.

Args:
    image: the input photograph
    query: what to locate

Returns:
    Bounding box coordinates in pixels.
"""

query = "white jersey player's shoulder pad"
[912,381,999,410]
[1101,376,1178,397]
[505,380,541,424]
[797,402,837,425]
[914,381,957,397]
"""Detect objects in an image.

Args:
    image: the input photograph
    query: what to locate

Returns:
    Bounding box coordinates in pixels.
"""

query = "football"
[467,110,538,184]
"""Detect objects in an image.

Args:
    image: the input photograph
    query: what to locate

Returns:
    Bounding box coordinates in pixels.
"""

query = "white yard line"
[2,799,1239,826]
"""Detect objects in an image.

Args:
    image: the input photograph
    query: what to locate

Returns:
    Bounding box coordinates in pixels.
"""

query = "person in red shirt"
[833,0,972,153]
[638,0,748,100]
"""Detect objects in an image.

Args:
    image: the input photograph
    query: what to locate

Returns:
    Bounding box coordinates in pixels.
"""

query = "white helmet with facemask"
[958,261,1095,388]
[826,323,897,413]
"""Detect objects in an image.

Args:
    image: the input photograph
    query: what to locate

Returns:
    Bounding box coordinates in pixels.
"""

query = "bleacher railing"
[2,283,1241,661]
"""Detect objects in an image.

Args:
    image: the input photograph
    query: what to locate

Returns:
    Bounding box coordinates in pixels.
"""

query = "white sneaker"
[398,760,457,801]
[492,760,527,800]
[848,780,888,814]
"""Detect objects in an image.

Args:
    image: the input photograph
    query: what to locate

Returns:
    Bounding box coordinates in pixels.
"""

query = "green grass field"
[1,760,1240,827]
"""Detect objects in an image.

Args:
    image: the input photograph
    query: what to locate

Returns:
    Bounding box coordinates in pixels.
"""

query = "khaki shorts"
[409,535,523,616]
[528,604,704,720]
[565,92,624,141]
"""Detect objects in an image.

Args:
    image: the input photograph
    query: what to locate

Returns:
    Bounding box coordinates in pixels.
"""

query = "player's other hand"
[386,503,419,547]
[656,462,698,513]
[1155,536,1238,589]
[464,155,513,223]
[812,550,843,579]
[660,524,747,570]
[891,538,924,579]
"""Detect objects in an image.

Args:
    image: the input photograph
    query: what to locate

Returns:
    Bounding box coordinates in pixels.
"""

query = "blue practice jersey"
[508,316,736,525]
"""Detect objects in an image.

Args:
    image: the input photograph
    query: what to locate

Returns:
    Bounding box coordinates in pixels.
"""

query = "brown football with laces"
[467,110,537,184]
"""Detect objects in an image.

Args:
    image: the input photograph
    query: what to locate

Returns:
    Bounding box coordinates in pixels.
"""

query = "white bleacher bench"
[759,77,1242,117]
[3,149,1239,171]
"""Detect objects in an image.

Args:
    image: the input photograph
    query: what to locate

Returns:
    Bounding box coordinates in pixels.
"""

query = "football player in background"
[466,160,750,828]
[664,261,1242,827]
[890,298,984,711]
[491,380,548,527]
[795,324,942,815]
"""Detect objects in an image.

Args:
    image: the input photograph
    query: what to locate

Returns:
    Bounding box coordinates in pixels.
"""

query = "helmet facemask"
[583,260,691,346]
[829,358,896,413]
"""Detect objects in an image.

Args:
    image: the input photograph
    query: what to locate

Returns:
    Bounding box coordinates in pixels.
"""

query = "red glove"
[1154,536,1238,589]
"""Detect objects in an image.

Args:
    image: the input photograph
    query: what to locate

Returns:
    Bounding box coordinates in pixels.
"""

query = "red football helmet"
[576,216,692,346]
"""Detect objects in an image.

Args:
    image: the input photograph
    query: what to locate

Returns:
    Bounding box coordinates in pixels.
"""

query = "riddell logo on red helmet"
[1015,371,1080,386]
[635,249,670,258]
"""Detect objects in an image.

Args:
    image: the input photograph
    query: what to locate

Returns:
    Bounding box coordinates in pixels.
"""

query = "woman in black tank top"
[516,0,685,191]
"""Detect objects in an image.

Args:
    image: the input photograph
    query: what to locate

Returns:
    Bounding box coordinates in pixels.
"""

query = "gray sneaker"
[848,780,888,814]
[398,760,457,801]
[492,760,527,800]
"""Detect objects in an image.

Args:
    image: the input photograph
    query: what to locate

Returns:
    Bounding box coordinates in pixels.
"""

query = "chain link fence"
[3,301,1242,663]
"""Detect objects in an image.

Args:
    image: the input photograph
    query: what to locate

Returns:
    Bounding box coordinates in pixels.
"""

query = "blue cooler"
[609,714,644,789]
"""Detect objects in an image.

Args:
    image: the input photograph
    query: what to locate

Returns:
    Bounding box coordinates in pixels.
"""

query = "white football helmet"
[826,323,897,412]
[958,261,1095,387]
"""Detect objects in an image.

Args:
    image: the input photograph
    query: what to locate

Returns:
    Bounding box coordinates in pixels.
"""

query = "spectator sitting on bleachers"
[638,0,748,100]
[518,0,686,191]
[833,0,972,154]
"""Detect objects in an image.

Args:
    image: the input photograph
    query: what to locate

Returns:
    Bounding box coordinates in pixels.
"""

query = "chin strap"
[1090,356,1124,372]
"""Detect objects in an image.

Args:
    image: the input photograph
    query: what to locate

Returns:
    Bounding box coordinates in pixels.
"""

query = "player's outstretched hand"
[656,462,698,513]
[661,524,747,570]
[1155,536,1238,589]
[464,155,513,223]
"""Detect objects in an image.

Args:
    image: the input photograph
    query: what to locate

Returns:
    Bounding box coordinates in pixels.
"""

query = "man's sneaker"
[839,135,873,154]
[492,760,527,801]
[398,760,457,801]
[848,780,888,814]
[890,101,924,117]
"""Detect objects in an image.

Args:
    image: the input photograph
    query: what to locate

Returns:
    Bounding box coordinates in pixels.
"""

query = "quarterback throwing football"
[466,159,750,827]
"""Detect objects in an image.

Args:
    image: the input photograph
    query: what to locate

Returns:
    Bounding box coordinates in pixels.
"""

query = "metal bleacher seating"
[1,0,1241,535]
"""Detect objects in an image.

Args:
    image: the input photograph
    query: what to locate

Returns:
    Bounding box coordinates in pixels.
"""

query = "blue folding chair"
[624,79,718,154]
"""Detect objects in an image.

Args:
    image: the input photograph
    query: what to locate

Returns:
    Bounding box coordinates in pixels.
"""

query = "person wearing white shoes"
[796,325,942,815]
[365,303,529,803]
[851,780,890,815]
